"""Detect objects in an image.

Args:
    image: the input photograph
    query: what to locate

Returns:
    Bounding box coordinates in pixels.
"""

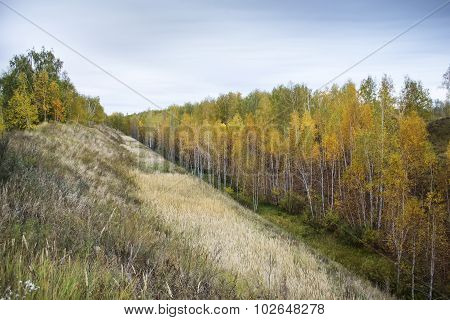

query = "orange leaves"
[49,80,64,122]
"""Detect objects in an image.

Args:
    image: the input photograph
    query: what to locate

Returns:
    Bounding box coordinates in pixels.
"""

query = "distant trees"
[107,72,449,299]
[107,112,129,134]
[442,65,450,101]
[85,96,106,124]
[399,77,432,119]
[0,48,106,130]
[434,65,450,118]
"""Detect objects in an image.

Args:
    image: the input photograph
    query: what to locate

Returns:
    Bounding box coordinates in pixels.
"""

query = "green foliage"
[86,96,106,124]
[107,112,129,134]
[400,76,432,119]
[0,106,5,134]
[33,70,50,122]
[359,76,377,105]
[0,48,106,129]
[279,192,305,214]
[224,186,234,195]
[427,117,450,155]
[257,204,399,297]
[362,228,382,248]
[322,209,340,231]
[3,73,38,130]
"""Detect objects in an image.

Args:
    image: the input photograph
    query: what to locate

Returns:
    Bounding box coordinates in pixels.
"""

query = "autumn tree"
[48,80,64,121]
[404,197,425,299]
[398,112,435,182]
[85,96,105,124]
[399,77,432,119]
[359,76,377,105]
[425,191,448,299]
[33,70,50,121]
[383,152,409,291]
[228,113,244,192]
[298,111,318,217]
[3,72,38,130]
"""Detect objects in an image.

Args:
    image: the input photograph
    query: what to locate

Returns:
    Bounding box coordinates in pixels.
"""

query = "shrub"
[279,192,305,214]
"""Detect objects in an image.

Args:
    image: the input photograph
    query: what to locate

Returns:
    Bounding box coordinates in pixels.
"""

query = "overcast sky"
[1,0,449,114]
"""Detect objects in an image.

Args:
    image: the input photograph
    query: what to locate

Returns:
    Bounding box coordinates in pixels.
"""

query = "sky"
[0,0,449,114]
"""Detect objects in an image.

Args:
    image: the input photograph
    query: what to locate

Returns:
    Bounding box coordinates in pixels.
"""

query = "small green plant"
[224,186,234,195]
[323,209,339,231]
[279,192,305,214]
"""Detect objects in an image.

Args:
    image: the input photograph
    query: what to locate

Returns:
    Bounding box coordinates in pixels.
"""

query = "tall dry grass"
[137,172,389,299]
[0,123,241,299]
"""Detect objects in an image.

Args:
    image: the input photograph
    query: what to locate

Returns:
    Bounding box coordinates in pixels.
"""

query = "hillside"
[0,123,388,299]
[427,117,450,155]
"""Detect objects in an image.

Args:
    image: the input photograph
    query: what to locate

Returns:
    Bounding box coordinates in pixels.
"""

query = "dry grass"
[130,142,389,299]
[137,172,388,299]
[0,123,241,299]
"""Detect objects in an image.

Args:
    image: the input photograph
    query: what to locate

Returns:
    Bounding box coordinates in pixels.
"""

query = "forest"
[107,70,450,299]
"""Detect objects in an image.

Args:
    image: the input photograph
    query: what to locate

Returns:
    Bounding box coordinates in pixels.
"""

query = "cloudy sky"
[1,0,449,114]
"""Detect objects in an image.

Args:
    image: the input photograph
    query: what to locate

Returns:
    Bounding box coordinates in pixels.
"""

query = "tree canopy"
[0,48,106,131]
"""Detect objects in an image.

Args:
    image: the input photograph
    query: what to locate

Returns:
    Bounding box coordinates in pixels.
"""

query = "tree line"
[108,70,449,299]
[0,48,106,132]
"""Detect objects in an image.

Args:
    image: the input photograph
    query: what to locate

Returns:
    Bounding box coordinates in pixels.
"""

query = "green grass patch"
[256,204,397,295]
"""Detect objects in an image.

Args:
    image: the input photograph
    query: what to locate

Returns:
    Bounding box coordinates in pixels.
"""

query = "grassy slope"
[0,123,388,299]
[256,205,396,294]
[129,132,388,299]
[0,123,239,299]
[427,117,450,155]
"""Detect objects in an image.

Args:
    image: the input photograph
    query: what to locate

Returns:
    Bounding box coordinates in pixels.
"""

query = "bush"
[362,228,382,249]
[279,192,305,214]
[323,209,340,232]
[224,186,234,195]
